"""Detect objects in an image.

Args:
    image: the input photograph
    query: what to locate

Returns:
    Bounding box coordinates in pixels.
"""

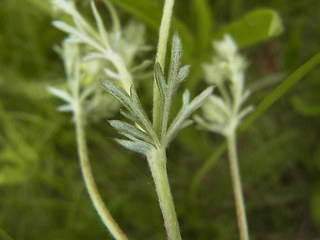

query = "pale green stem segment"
[147,149,182,240]
[74,102,129,240]
[226,132,249,240]
[153,0,175,133]
[111,52,133,94]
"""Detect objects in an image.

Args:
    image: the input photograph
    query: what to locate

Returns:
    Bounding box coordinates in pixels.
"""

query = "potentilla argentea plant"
[102,33,213,240]
[195,35,254,240]
[48,40,129,240]
[48,41,120,121]
[195,35,253,137]
[50,0,213,239]
[49,1,154,239]
[52,0,152,94]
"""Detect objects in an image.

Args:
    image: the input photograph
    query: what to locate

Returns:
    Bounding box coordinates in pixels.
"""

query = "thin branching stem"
[74,102,129,240]
[149,1,182,238]
[226,132,249,240]
[153,0,175,133]
[147,148,182,240]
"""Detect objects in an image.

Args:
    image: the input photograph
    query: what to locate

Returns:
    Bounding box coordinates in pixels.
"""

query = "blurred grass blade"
[239,51,320,132]
[191,0,213,55]
[189,50,320,200]
[290,97,320,117]
[216,8,283,48]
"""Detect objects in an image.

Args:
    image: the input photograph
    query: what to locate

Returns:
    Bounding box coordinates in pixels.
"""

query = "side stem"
[147,149,182,240]
[226,132,249,240]
[153,0,175,133]
[74,103,129,240]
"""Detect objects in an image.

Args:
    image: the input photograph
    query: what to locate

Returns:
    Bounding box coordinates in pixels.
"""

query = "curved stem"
[74,103,129,240]
[147,148,182,240]
[226,132,249,240]
[153,0,175,133]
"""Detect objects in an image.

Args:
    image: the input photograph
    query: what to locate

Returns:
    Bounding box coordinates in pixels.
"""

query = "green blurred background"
[0,0,320,239]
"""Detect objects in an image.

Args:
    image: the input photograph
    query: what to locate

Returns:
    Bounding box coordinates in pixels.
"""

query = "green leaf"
[154,63,168,99]
[190,0,213,55]
[109,120,153,144]
[177,65,191,83]
[102,80,158,145]
[188,86,215,110]
[169,33,183,81]
[216,8,284,48]
[101,80,132,110]
[167,86,214,144]
[120,109,142,126]
[115,139,153,155]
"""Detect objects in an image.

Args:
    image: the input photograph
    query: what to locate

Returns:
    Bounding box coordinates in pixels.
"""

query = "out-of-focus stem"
[74,102,129,240]
[227,132,249,240]
[153,0,175,133]
[147,148,182,240]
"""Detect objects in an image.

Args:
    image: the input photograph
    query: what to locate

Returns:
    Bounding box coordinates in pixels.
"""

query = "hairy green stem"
[153,0,175,133]
[226,132,249,240]
[147,149,182,240]
[74,103,128,240]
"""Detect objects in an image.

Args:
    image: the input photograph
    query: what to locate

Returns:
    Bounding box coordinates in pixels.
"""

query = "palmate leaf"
[101,80,158,146]
[166,86,214,145]
[101,80,133,110]
[115,138,153,155]
[104,34,213,154]
[109,120,153,145]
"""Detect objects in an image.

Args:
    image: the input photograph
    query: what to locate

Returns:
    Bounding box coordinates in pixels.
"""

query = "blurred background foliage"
[0,0,320,239]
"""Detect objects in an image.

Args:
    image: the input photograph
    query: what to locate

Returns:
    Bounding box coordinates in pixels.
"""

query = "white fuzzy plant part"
[195,35,254,137]
[48,0,155,239]
[48,41,129,240]
[52,0,152,94]
[102,34,213,240]
[195,35,254,240]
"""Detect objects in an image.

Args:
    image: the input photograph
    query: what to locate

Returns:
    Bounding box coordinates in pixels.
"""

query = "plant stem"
[74,102,128,240]
[226,132,249,240]
[153,0,175,133]
[111,52,133,94]
[147,148,182,240]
